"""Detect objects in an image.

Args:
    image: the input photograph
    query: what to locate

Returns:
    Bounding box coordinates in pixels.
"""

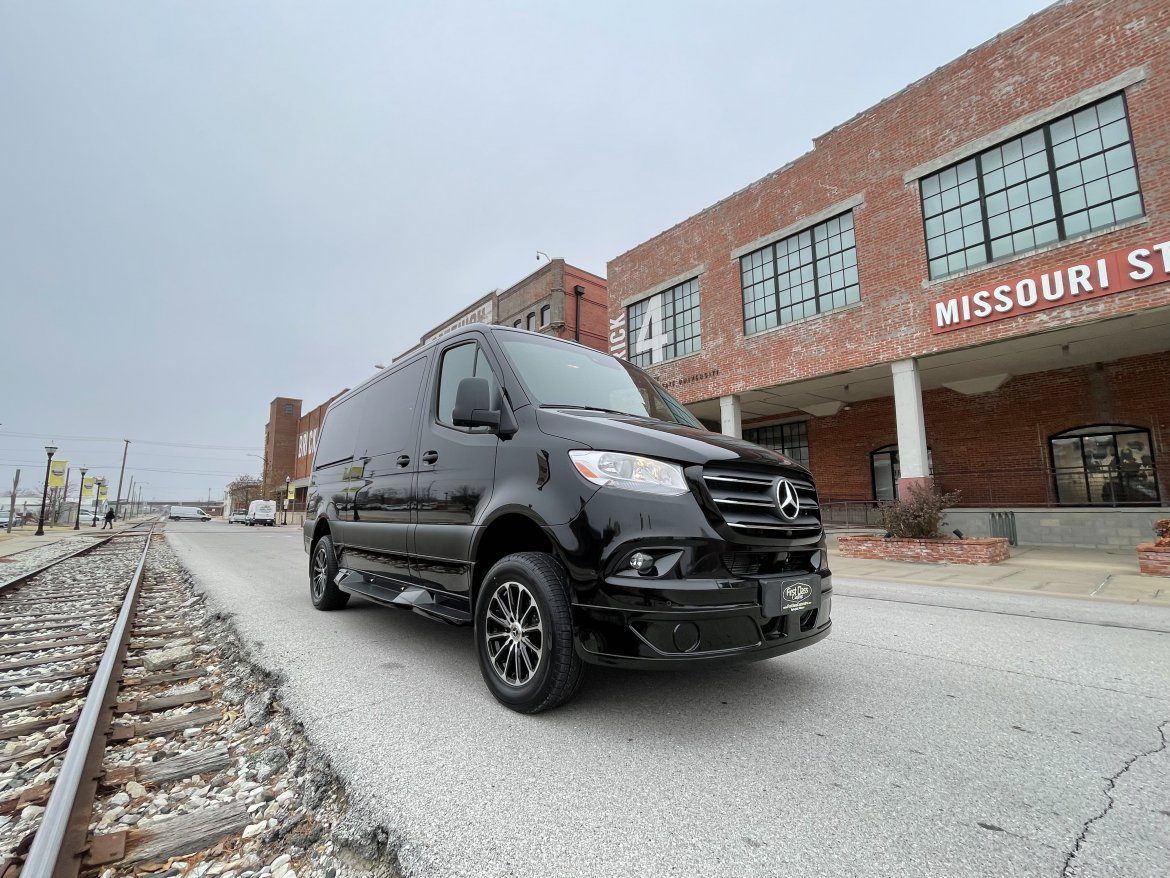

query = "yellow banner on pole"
[82,477,96,498]
[97,484,109,501]
[48,460,69,488]
[287,484,296,501]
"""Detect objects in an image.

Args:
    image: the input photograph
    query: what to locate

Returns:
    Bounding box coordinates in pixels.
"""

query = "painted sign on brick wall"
[931,238,1170,333]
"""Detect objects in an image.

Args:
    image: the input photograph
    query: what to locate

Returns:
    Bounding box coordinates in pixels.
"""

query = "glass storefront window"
[871,445,933,501]
[1050,425,1159,505]
[872,447,898,501]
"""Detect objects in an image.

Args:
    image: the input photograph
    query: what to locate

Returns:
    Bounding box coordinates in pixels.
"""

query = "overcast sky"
[1,0,1053,503]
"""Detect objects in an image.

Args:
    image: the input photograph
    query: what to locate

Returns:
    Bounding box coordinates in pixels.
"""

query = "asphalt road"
[166,520,1170,878]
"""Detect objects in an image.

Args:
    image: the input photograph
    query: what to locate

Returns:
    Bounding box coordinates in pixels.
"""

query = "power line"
[0,431,260,451]
[0,460,254,477]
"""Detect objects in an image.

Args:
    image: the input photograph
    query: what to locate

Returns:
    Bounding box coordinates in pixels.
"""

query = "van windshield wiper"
[540,404,642,417]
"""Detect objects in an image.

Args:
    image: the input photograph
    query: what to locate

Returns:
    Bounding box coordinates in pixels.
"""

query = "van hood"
[534,407,809,474]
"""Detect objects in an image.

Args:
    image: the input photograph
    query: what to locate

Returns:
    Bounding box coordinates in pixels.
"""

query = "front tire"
[310,535,349,610]
[474,552,584,714]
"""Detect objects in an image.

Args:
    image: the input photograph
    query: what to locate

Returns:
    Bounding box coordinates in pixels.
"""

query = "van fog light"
[673,622,700,652]
[629,552,655,572]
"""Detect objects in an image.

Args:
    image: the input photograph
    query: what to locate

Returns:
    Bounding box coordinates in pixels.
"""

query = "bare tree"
[225,474,263,513]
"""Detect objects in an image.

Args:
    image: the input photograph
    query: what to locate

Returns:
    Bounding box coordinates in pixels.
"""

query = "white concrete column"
[891,358,932,490]
[719,394,742,439]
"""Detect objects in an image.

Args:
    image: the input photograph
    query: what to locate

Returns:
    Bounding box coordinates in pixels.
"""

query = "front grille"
[702,468,821,539]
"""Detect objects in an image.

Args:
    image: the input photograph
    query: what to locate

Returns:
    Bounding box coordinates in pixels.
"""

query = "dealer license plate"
[761,574,821,617]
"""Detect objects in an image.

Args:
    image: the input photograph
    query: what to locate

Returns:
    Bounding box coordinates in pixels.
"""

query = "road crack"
[1061,719,1169,877]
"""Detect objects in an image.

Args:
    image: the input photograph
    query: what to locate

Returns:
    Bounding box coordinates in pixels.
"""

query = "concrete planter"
[837,535,1011,565]
[1136,544,1170,577]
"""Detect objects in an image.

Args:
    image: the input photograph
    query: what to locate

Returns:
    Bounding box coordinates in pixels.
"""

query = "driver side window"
[437,342,499,429]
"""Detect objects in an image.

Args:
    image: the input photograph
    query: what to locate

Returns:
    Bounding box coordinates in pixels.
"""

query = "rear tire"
[474,552,585,714]
[310,535,349,610]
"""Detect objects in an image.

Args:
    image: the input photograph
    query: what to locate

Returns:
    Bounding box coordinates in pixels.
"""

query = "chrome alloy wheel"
[311,545,329,601]
[484,580,544,687]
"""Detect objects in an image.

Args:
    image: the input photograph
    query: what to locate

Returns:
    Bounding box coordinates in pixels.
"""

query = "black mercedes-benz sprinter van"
[304,325,831,712]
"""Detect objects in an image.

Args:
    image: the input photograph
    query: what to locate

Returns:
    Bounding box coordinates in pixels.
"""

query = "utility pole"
[6,470,18,535]
[125,475,135,521]
[113,439,129,521]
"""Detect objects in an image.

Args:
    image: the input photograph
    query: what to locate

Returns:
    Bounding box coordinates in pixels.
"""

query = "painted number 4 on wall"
[632,295,666,364]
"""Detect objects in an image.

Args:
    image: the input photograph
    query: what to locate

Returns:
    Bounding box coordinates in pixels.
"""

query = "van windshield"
[497,333,702,428]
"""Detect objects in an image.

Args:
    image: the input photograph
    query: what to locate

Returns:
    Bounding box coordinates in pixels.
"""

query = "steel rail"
[20,527,155,878]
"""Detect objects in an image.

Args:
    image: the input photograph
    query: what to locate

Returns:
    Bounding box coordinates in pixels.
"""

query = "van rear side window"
[356,358,426,457]
[314,397,362,468]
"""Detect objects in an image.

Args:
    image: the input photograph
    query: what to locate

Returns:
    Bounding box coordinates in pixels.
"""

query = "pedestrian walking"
[102,508,115,529]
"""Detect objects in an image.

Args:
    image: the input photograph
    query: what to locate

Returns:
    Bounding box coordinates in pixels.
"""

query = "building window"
[540,304,550,326]
[513,319,521,327]
[284,403,294,415]
[526,312,536,331]
[626,277,700,367]
[744,422,809,469]
[921,93,1143,279]
[740,211,859,334]
[1050,425,1159,505]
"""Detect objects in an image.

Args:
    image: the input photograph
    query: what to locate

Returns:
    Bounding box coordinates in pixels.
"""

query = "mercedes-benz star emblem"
[775,478,801,520]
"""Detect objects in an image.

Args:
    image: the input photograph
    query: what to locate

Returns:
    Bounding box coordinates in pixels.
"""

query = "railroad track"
[0,521,245,878]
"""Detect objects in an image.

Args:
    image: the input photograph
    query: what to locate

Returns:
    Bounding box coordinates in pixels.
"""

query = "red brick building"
[262,397,301,498]
[405,258,609,356]
[607,0,1169,547]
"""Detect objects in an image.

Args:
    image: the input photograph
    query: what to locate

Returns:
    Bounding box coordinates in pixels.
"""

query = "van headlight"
[569,450,689,496]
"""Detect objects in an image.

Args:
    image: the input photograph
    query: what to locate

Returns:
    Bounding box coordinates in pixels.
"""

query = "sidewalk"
[826,531,1169,606]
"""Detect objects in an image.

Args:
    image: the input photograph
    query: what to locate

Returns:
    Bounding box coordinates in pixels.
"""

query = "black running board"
[337,569,472,625]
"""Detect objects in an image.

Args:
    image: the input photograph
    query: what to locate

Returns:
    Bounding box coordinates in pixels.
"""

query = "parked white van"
[169,506,211,522]
[247,499,277,527]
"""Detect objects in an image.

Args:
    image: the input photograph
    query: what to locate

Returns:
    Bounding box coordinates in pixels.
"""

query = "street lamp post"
[35,445,58,536]
[73,467,88,530]
[92,478,104,526]
[284,476,290,526]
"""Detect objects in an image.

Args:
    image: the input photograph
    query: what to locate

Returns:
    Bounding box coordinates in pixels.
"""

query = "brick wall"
[607,0,1170,403]
[810,351,1170,504]
[497,262,561,329]
[1137,544,1170,575]
[564,264,609,350]
[497,260,610,352]
[838,535,1011,564]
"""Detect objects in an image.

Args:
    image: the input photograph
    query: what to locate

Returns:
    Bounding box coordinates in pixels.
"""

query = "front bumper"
[571,575,832,668]
[547,483,833,667]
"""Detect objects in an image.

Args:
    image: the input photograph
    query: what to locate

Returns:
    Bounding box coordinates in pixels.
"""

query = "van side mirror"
[452,377,501,428]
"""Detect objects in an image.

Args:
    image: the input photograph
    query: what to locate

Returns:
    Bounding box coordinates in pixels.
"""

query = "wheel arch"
[471,508,558,608]
[309,516,332,552]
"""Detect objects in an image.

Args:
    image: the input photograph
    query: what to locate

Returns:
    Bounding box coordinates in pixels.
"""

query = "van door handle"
[422,450,439,465]
[396,455,410,468]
